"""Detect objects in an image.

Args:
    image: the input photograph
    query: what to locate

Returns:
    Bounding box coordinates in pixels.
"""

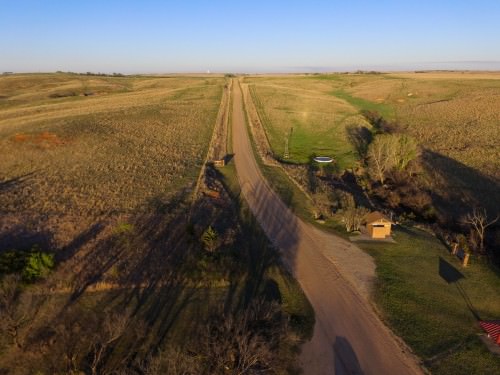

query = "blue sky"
[1,0,500,73]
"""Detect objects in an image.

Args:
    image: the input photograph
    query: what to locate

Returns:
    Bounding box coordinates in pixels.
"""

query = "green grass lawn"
[331,89,395,120]
[248,83,360,169]
[359,226,500,375]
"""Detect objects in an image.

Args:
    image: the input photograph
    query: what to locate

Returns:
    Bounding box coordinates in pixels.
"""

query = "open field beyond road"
[0,74,224,221]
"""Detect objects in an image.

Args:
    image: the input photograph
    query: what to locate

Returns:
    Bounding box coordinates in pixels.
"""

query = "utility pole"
[284,127,293,159]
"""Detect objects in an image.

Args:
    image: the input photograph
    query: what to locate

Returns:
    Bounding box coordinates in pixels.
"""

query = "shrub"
[22,251,54,282]
[201,226,219,252]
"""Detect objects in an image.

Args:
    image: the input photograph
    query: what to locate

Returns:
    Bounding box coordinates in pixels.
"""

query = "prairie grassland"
[342,74,500,179]
[244,73,500,210]
[0,74,224,220]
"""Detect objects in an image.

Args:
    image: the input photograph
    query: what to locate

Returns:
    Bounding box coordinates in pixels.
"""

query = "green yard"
[359,227,500,375]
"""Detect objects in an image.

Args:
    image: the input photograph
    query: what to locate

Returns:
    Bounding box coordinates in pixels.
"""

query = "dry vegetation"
[0,74,224,237]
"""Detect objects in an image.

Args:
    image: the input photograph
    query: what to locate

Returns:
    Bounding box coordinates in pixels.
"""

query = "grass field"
[245,77,363,169]
[0,74,224,220]
[359,226,500,375]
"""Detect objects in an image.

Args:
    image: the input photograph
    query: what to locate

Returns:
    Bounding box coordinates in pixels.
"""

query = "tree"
[341,206,370,232]
[89,311,129,375]
[394,134,418,171]
[200,301,281,374]
[201,226,219,252]
[367,134,397,184]
[0,275,26,348]
[367,134,418,184]
[138,347,201,375]
[463,208,499,254]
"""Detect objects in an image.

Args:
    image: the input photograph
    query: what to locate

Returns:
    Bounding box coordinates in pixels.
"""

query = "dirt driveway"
[231,79,423,375]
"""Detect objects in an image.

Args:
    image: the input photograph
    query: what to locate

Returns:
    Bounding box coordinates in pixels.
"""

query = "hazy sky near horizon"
[1,0,500,73]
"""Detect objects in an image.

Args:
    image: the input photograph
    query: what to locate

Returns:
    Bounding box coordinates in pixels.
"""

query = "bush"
[22,251,54,282]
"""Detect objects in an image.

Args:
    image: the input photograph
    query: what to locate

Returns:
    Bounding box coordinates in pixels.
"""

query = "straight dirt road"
[231,79,424,375]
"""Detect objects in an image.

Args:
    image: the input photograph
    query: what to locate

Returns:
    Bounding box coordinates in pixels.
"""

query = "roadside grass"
[358,226,500,375]
[219,161,315,342]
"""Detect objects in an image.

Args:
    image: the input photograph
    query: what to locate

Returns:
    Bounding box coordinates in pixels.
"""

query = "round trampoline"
[313,156,334,163]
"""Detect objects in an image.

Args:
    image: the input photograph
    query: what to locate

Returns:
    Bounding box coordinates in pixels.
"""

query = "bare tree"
[89,311,129,375]
[367,135,397,184]
[139,347,201,375]
[463,208,499,253]
[367,134,418,184]
[54,320,85,374]
[200,301,280,375]
[341,206,370,232]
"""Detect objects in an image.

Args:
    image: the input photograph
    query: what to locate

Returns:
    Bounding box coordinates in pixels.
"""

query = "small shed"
[364,211,393,239]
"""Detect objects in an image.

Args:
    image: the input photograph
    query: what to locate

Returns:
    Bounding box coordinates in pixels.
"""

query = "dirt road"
[231,80,423,375]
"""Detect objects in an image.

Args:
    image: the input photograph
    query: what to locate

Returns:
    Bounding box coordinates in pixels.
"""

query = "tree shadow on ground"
[1,160,304,373]
[438,256,481,321]
[0,226,53,252]
[421,149,500,224]
[0,172,37,194]
[346,124,372,158]
[333,336,365,375]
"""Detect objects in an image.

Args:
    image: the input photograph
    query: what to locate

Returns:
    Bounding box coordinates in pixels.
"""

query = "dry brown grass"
[0,74,224,221]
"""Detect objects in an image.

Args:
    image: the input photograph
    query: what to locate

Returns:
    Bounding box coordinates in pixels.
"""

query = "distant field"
[244,72,500,175]
[0,74,224,218]
[244,76,364,168]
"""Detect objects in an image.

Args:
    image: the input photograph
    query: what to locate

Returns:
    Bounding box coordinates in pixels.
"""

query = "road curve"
[231,79,423,375]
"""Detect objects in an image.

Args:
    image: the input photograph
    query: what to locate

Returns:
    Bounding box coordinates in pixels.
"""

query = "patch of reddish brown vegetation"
[11,132,69,148]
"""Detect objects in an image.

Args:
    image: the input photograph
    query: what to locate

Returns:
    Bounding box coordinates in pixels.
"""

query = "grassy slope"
[0,74,224,216]
[246,77,360,169]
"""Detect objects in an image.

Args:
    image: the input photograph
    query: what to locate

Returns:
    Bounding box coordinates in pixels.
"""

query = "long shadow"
[334,336,365,375]
[346,124,372,158]
[0,172,36,194]
[57,222,105,262]
[421,149,500,225]
[438,256,481,320]
[0,226,53,252]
